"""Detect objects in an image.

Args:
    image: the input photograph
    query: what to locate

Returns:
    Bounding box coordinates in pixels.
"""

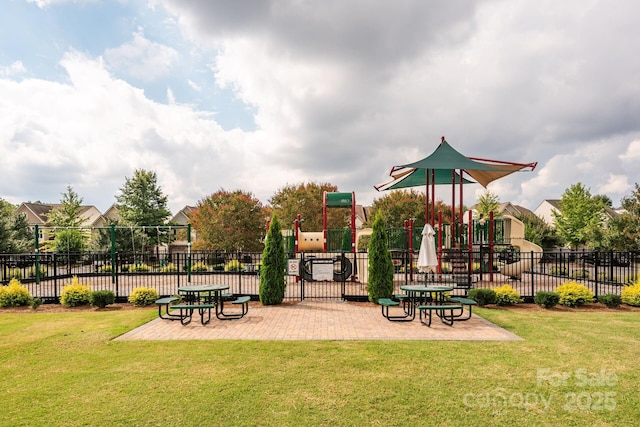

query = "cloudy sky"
[2,0,639,217]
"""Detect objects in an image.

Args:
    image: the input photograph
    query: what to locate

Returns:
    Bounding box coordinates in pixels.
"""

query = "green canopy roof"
[400,140,505,172]
[376,139,537,190]
[375,168,473,191]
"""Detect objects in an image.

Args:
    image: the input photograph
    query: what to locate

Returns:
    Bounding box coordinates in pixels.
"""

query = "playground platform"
[115,300,522,341]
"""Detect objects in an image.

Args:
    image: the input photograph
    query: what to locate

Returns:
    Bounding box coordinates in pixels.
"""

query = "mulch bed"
[2,301,640,313]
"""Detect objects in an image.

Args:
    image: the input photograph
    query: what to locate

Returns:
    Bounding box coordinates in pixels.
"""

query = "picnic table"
[171,284,230,325]
[379,284,454,322]
[400,284,462,327]
[155,284,252,325]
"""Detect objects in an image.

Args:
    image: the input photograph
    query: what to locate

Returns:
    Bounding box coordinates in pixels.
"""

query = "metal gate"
[296,253,367,301]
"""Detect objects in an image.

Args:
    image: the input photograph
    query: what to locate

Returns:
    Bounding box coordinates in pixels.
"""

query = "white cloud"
[6,0,640,215]
[104,29,179,82]
[187,79,201,91]
[26,0,95,8]
[0,61,26,77]
[0,52,253,212]
[620,140,640,161]
[155,0,640,209]
[598,174,631,195]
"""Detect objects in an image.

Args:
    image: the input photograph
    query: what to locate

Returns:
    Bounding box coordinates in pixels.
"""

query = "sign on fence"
[287,259,300,276]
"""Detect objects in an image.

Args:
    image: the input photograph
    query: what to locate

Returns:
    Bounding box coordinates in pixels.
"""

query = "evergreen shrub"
[0,279,33,307]
[129,263,152,273]
[621,282,640,306]
[90,290,116,308]
[555,281,594,307]
[191,262,209,272]
[60,276,91,307]
[128,287,159,306]
[367,214,394,303]
[259,215,286,305]
[494,285,521,306]
[225,260,243,272]
[598,293,621,308]
[570,269,590,279]
[534,291,560,308]
[467,288,497,307]
[97,264,113,273]
[160,262,178,273]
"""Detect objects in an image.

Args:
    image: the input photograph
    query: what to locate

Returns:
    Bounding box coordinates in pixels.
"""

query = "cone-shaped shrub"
[367,213,394,303]
[260,215,287,305]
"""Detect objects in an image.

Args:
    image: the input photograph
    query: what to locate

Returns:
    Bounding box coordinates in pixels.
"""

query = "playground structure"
[499,215,543,279]
[286,192,543,283]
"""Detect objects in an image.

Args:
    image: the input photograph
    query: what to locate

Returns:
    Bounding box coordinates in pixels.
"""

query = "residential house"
[15,202,106,244]
[534,199,622,228]
[354,204,372,229]
[534,199,561,226]
[169,206,197,253]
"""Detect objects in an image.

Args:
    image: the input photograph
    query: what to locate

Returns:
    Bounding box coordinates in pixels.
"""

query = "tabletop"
[400,284,454,293]
[178,284,230,293]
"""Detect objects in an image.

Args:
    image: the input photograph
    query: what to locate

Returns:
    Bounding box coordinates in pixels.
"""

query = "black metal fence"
[1,249,637,304]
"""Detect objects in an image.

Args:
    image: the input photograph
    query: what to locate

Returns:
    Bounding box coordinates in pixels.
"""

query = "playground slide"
[499,215,543,279]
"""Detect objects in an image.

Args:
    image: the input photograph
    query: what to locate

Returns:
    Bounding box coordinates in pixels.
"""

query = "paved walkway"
[115,301,522,341]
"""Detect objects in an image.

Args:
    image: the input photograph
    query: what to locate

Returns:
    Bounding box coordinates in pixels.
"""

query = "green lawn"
[0,307,638,426]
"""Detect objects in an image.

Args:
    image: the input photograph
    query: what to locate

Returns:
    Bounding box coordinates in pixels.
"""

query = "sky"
[2,0,640,218]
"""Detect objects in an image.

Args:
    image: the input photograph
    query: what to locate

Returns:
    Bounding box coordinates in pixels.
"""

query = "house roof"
[543,199,561,210]
[171,206,196,224]
[496,202,536,217]
[354,205,372,225]
[17,202,103,227]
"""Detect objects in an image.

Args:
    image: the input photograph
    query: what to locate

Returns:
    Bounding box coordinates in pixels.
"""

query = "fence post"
[53,253,59,303]
[530,250,535,300]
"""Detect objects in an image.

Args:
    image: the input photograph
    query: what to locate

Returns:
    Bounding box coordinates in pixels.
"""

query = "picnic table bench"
[169,303,216,326]
[155,296,181,321]
[448,297,477,321]
[378,298,414,322]
[216,295,251,320]
[418,304,462,327]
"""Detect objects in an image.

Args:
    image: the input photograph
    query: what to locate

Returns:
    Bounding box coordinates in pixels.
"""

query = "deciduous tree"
[598,183,640,250]
[190,189,266,252]
[0,199,31,253]
[269,182,347,232]
[553,183,605,249]
[515,213,563,249]
[368,190,454,228]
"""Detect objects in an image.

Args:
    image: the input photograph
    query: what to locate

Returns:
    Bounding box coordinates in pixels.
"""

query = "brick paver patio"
[115,301,522,341]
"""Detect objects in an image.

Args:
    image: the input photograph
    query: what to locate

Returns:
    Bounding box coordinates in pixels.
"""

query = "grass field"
[0,307,638,426]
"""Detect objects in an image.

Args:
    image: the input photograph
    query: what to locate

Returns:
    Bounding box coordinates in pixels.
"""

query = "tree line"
[2,167,640,253]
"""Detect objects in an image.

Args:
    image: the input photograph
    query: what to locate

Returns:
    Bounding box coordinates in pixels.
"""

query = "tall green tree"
[475,190,501,219]
[367,213,394,303]
[115,169,172,244]
[46,186,88,253]
[597,183,640,250]
[259,215,286,305]
[46,185,85,227]
[190,189,266,252]
[269,182,347,232]
[368,190,455,228]
[553,183,605,249]
[0,199,32,253]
